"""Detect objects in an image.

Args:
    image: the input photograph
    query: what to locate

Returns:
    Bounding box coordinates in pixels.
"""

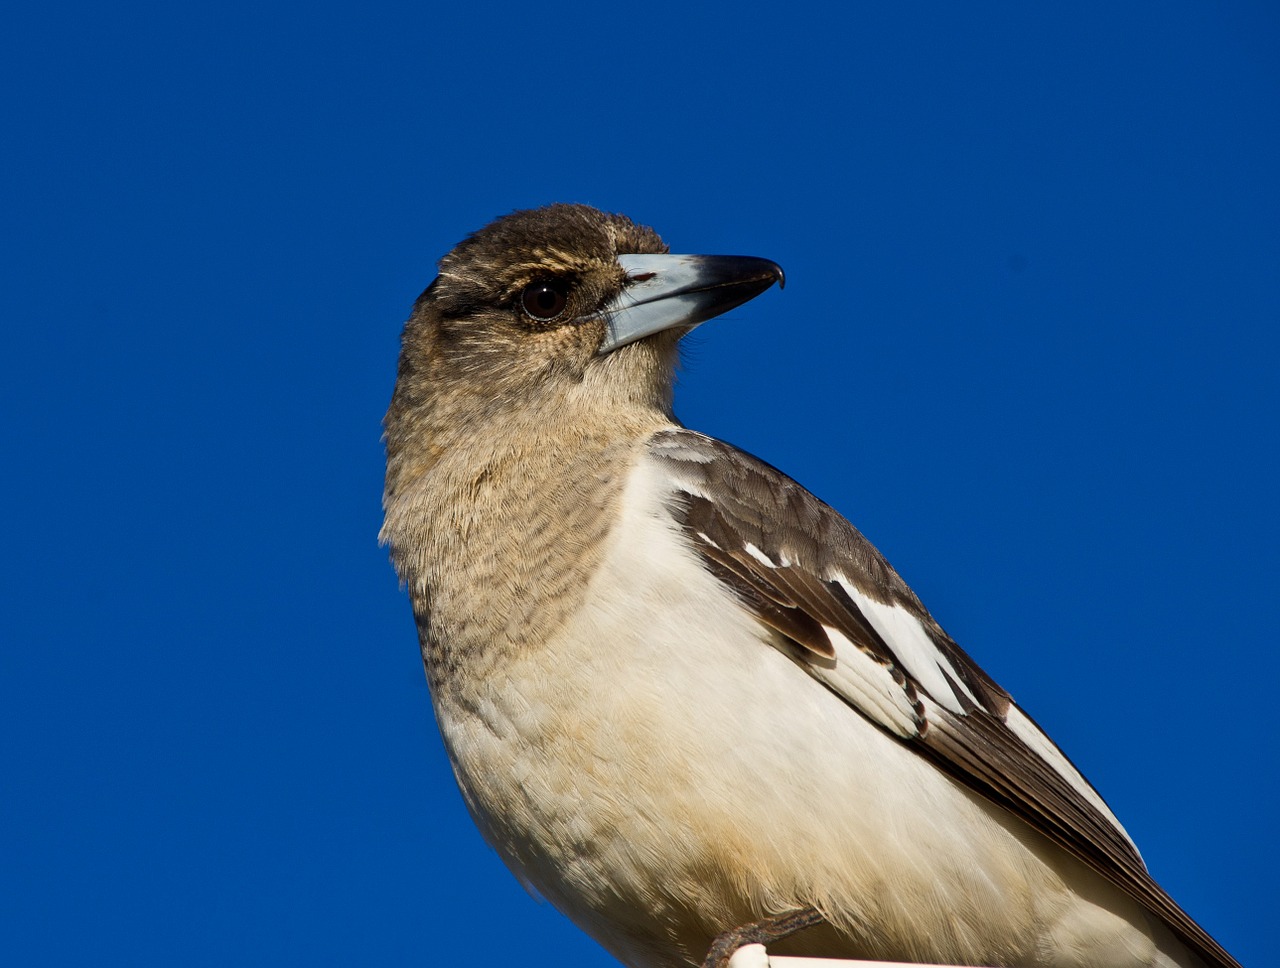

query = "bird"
[381,204,1240,968]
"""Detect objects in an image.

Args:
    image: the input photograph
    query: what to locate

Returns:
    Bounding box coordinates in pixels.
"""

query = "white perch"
[727,943,995,968]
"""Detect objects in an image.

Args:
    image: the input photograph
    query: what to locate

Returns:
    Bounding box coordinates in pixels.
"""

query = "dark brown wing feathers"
[650,428,1239,968]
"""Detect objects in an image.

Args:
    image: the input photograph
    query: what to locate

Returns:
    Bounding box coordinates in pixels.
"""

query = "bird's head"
[384,204,782,492]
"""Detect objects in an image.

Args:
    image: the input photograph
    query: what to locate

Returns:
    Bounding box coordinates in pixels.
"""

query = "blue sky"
[2,3,1276,966]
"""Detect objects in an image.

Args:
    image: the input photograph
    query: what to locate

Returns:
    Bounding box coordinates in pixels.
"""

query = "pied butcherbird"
[382,204,1238,968]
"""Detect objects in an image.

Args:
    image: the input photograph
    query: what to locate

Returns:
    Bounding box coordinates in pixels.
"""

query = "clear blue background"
[3,3,1275,966]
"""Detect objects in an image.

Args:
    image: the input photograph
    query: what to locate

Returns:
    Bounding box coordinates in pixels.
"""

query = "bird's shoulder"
[642,427,1021,730]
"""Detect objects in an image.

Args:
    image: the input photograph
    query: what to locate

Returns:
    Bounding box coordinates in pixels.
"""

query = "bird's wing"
[647,428,1238,968]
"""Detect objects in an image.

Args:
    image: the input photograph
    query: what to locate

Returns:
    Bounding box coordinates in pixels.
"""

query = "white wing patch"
[743,542,777,567]
[836,578,980,715]
[807,625,920,739]
[1003,704,1140,856]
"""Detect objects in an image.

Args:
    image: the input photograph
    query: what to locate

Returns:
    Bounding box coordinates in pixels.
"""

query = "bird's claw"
[701,907,825,968]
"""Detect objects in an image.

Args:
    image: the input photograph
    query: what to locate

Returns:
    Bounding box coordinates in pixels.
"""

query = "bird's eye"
[520,280,570,322]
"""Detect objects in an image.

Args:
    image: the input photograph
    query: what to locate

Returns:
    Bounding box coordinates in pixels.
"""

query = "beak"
[598,254,785,354]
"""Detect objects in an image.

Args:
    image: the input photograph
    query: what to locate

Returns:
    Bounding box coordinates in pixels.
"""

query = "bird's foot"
[701,907,825,968]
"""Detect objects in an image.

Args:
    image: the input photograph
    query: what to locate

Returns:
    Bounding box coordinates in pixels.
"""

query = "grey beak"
[598,254,785,354]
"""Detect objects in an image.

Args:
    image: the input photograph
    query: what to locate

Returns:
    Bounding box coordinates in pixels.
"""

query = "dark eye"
[520,280,569,321]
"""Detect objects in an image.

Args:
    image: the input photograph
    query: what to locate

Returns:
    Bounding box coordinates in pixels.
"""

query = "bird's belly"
[428,491,1178,968]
